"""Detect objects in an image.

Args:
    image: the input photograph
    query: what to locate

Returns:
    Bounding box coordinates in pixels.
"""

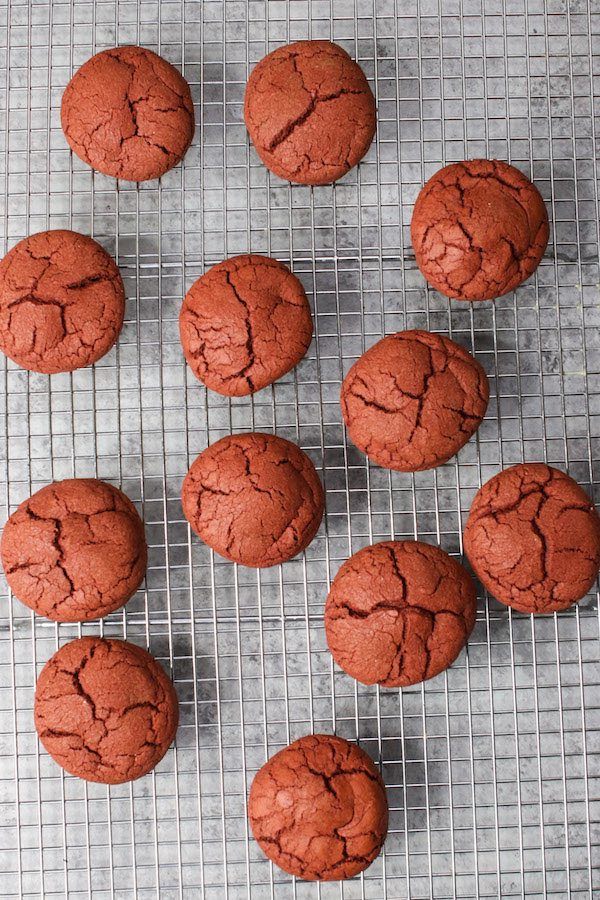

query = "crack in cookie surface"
[34,637,178,783]
[325,540,477,687]
[0,230,124,373]
[248,734,388,880]
[179,255,313,396]
[341,329,489,472]
[1,478,147,621]
[464,463,600,613]
[181,432,324,567]
[411,159,549,301]
[244,40,376,185]
[61,45,194,182]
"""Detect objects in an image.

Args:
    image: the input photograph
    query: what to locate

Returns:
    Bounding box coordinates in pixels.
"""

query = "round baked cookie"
[325,541,476,687]
[1,479,147,622]
[249,733,388,880]
[182,432,324,567]
[34,637,178,783]
[464,463,600,614]
[341,330,489,472]
[61,45,194,181]
[411,159,549,301]
[179,255,313,396]
[244,40,376,185]
[0,230,125,374]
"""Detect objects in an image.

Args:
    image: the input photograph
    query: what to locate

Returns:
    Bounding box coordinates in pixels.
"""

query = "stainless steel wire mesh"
[0,0,599,897]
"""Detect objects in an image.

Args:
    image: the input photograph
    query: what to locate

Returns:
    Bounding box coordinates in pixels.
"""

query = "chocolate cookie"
[464,463,600,614]
[1,479,147,621]
[341,330,489,472]
[411,159,549,301]
[179,255,312,396]
[325,541,476,687]
[34,637,178,783]
[248,733,388,880]
[182,432,324,567]
[61,45,194,182]
[0,230,125,374]
[244,40,376,185]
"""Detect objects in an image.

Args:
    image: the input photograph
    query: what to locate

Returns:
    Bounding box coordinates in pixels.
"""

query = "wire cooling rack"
[0,1,599,898]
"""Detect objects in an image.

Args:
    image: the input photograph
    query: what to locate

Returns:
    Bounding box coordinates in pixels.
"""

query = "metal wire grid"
[0,0,599,897]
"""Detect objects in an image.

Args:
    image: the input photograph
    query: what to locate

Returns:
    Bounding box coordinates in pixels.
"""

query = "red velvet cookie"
[182,432,324,567]
[179,255,312,396]
[464,463,600,613]
[244,40,376,185]
[61,45,194,181]
[0,230,125,374]
[1,479,147,621]
[249,733,388,880]
[340,330,489,471]
[411,159,549,300]
[34,637,178,783]
[325,541,477,687]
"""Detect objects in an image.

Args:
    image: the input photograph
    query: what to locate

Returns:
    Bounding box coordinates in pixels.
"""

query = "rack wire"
[0,0,599,897]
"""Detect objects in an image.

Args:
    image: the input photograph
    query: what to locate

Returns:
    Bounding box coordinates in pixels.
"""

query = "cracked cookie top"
[248,733,388,880]
[464,463,600,613]
[411,159,549,301]
[182,432,324,567]
[0,230,125,374]
[1,479,147,621]
[34,637,178,783]
[244,40,376,185]
[179,254,313,396]
[325,541,477,688]
[61,45,194,182]
[341,330,489,472]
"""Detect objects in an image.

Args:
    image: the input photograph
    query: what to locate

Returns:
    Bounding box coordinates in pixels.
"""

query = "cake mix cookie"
[244,40,376,185]
[179,254,313,396]
[411,159,549,300]
[0,230,125,374]
[340,329,489,471]
[34,637,178,783]
[464,463,600,613]
[325,541,477,687]
[61,45,194,181]
[248,733,388,880]
[1,478,147,621]
[182,432,324,567]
